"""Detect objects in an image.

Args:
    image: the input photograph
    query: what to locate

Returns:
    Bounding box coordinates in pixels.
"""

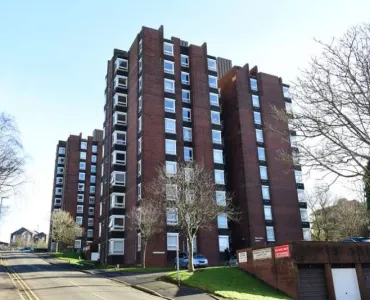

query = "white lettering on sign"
[238,251,247,263]
[252,248,272,260]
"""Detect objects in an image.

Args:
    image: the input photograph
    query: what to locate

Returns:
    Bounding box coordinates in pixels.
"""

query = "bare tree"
[127,200,164,268]
[272,23,370,185]
[51,210,84,252]
[0,113,25,199]
[147,161,240,272]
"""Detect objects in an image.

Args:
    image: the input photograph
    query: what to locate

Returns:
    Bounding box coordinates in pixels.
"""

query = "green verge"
[52,252,94,267]
[103,267,173,273]
[165,267,290,300]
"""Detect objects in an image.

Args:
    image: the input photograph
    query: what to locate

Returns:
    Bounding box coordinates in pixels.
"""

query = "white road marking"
[92,293,106,300]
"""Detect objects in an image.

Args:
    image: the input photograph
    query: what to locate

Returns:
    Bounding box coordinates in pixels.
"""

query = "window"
[254,112,262,125]
[113,112,127,125]
[181,72,190,85]
[139,39,142,54]
[290,135,297,147]
[138,116,142,133]
[216,191,226,206]
[138,137,142,154]
[91,155,97,163]
[91,144,98,153]
[87,229,93,238]
[213,149,223,164]
[163,42,174,56]
[285,102,293,114]
[182,108,191,122]
[212,130,222,144]
[138,160,142,177]
[250,78,258,91]
[215,170,225,184]
[77,205,84,214]
[89,196,95,204]
[165,118,176,134]
[256,129,264,143]
[137,233,141,251]
[183,127,192,141]
[182,90,190,103]
[79,172,85,181]
[90,175,96,183]
[138,96,142,112]
[184,168,194,182]
[297,189,305,202]
[164,60,174,74]
[167,209,178,225]
[76,217,83,225]
[55,187,62,195]
[264,206,272,220]
[56,177,63,184]
[167,233,178,250]
[109,239,124,255]
[77,194,84,203]
[109,215,125,231]
[184,147,193,161]
[165,139,177,155]
[81,141,87,150]
[266,226,275,242]
[88,218,94,227]
[138,183,142,200]
[100,182,103,196]
[252,95,260,107]
[217,214,227,228]
[111,171,126,186]
[91,165,96,173]
[115,58,128,71]
[165,98,176,113]
[211,111,221,125]
[57,157,65,164]
[164,79,175,93]
[74,240,81,249]
[303,228,311,241]
[88,207,94,216]
[218,235,229,252]
[208,75,217,88]
[89,186,96,194]
[207,58,217,71]
[295,170,303,183]
[57,167,64,174]
[259,166,268,180]
[78,183,84,192]
[166,161,177,175]
[114,75,128,89]
[166,184,177,200]
[300,209,309,222]
[210,93,219,106]
[112,150,126,165]
[54,198,61,205]
[283,86,291,98]
[110,193,125,208]
[58,147,65,155]
[80,152,87,160]
[139,76,142,91]
[181,54,189,67]
[139,57,142,72]
[262,186,270,200]
[258,147,266,161]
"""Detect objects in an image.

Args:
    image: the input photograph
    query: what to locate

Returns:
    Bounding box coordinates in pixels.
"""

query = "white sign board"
[252,248,272,260]
[238,251,247,263]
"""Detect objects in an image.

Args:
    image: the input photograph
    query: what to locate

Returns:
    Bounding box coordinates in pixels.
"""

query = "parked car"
[342,237,370,243]
[173,252,208,268]
[229,255,238,267]
[19,247,32,252]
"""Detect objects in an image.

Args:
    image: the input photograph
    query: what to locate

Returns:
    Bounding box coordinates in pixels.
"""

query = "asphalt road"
[0,251,159,300]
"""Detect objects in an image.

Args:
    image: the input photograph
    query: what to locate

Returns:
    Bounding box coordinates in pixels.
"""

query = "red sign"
[274,245,290,259]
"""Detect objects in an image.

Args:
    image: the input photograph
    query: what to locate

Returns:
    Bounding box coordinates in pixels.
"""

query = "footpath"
[40,254,216,300]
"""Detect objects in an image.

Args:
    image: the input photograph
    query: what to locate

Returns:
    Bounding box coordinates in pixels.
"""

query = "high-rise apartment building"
[49,130,103,251]
[100,25,230,266]
[219,65,310,250]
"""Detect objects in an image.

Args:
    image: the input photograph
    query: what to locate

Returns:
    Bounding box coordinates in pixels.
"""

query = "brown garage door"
[362,264,370,298]
[298,265,328,300]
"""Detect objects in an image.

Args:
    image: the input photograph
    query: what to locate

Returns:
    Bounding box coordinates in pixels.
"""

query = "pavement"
[40,254,216,299]
[0,251,159,300]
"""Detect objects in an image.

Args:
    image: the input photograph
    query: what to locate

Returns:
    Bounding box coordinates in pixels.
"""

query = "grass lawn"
[165,267,290,300]
[52,252,94,267]
[103,266,173,273]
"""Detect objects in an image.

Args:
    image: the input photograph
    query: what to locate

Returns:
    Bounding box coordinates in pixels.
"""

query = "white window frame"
[56,177,63,184]
[303,228,311,241]
[77,194,84,203]
[78,183,85,192]
[166,208,178,225]
[91,155,97,163]
[297,189,305,202]
[216,191,226,206]
[112,131,126,146]
[90,175,96,183]
[165,118,176,134]
[283,86,291,98]
[80,152,87,160]
[181,54,189,67]
[138,96,142,112]
[139,76,142,91]
[295,170,303,183]
[57,167,64,174]
[138,160,142,177]
[285,102,293,114]
[88,207,94,216]
[183,127,192,142]
[89,196,95,204]
[166,184,178,201]
[163,42,174,56]
[58,147,65,155]
[218,235,229,252]
[266,226,275,242]
[54,198,61,206]
[214,170,225,185]
[256,129,264,143]
[207,58,217,71]
[212,130,222,144]
[109,215,125,231]
[109,238,124,255]
[113,111,127,126]
[254,111,262,125]
[211,111,221,125]
[92,145,98,153]
[210,93,219,106]
[138,183,142,200]
[213,149,223,164]
[57,157,65,164]
[217,214,228,229]
[181,72,190,85]
[138,137,142,154]
[91,165,96,173]
[112,150,126,165]
[252,95,260,107]
[300,208,309,222]
[139,39,142,54]
[182,90,191,103]
[111,171,126,186]
[164,60,175,74]
[90,186,96,194]
[184,147,193,162]
[88,218,94,227]
[76,205,84,214]
[208,75,218,88]
[262,185,270,200]
[76,216,83,225]
[114,75,128,89]
[74,240,82,249]
[55,187,62,195]
[165,139,177,155]
[250,78,258,91]
[79,172,85,181]
[139,57,142,72]
[81,141,87,150]
[138,116,142,133]
[115,58,128,71]
[166,161,177,175]
[164,79,175,93]
[165,98,176,113]
[87,229,94,238]
[182,108,191,122]
[258,147,266,161]
[259,166,268,180]
[264,205,273,221]
[167,233,178,251]
[110,193,125,209]
[290,135,297,147]
[113,93,127,107]
[137,233,141,251]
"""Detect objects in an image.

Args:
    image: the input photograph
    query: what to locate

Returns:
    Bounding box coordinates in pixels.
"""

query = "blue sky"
[0,0,369,242]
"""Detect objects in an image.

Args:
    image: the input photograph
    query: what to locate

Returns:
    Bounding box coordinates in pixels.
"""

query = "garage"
[298,264,328,300]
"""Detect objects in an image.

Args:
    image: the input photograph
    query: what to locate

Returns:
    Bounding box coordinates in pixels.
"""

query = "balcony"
[115,58,128,72]
[112,131,126,146]
[113,93,128,110]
